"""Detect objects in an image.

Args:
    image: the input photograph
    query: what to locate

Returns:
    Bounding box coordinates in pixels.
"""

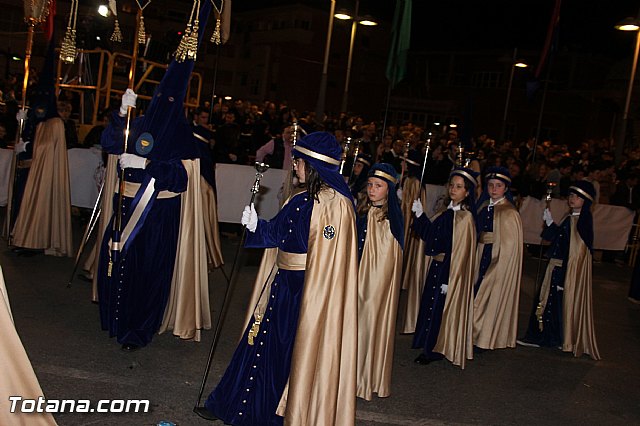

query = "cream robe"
[201,176,224,269]
[12,118,72,257]
[433,209,476,368]
[473,201,523,349]
[357,207,403,400]
[400,186,430,333]
[277,188,358,426]
[0,267,57,426]
[159,159,210,341]
[562,216,600,360]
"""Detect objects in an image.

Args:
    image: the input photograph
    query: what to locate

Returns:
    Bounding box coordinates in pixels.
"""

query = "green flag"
[386,0,412,88]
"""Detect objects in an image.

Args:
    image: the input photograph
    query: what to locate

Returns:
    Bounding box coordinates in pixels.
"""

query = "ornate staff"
[5,0,51,243]
[339,136,352,175]
[348,138,361,183]
[194,162,270,419]
[419,136,432,184]
[456,142,465,166]
[399,139,410,182]
[109,5,145,276]
[533,181,557,330]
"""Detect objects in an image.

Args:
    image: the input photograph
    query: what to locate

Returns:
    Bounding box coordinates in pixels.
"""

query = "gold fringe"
[137,14,146,44]
[210,17,221,44]
[110,18,123,42]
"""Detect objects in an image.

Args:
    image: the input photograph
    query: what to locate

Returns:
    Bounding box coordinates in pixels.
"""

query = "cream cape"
[201,176,224,269]
[277,188,358,426]
[433,209,476,368]
[562,216,600,360]
[159,159,211,341]
[400,186,430,333]
[12,118,72,257]
[357,207,403,399]
[400,176,421,264]
[473,201,523,349]
[0,267,57,426]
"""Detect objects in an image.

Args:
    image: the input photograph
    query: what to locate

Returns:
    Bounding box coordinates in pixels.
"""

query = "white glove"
[16,109,27,122]
[241,203,258,232]
[557,285,564,292]
[14,138,29,153]
[120,88,137,116]
[119,153,147,169]
[396,187,403,201]
[411,199,424,218]
[543,208,554,226]
[440,284,448,295]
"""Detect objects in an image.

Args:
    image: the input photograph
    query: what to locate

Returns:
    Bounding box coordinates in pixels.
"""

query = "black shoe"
[414,354,431,365]
[193,406,218,421]
[121,343,140,352]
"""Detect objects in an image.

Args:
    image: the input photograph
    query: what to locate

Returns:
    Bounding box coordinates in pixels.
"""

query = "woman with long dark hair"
[204,132,359,425]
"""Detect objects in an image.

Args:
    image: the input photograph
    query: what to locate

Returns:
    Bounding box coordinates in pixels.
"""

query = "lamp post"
[615,16,640,165]
[314,0,336,124]
[337,1,378,113]
[499,47,528,143]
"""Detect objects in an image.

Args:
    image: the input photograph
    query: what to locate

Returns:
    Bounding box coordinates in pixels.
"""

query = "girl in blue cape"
[519,180,601,360]
[411,167,478,369]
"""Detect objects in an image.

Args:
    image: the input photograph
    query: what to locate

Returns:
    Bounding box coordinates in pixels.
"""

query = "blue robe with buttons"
[474,203,495,295]
[523,218,571,347]
[205,192,313,425]
[97,113,188,347]
[411,210,454,360]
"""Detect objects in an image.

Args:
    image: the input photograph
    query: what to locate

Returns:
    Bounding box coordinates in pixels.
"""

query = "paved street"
[3,216,640,425]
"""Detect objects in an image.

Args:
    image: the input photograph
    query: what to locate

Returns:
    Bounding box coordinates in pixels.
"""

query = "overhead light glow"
[449,123,458,128]
[334,13,352,20]
[359,19,378,26]
[224,95,232,100]
[98,5,109,17]
[515,62,528,68]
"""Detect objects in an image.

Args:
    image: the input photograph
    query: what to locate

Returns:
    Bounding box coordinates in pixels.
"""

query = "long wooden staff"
[5,8,46,244]
[108,9,142,275]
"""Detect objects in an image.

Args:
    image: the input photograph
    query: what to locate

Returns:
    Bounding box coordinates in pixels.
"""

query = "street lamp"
[338,1,378,113]
[614,16,640,165]
[500,47,528,142]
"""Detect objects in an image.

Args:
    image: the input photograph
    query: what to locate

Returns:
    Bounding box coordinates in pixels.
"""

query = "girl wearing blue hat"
[355,163,404,400]
[473,166,523,351]
[410,167,478,368]
[205,131,359,425]
[518,181,600,360]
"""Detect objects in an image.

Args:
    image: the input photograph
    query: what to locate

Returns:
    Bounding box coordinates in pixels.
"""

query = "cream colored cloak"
[400,186,430,333]
[0,267,57,426]
[356,207,403,400]
[433,210,476,368]
[278,188,358,426]
[473,200,523,349]
[562,216,600,360]
[12,118,72,257]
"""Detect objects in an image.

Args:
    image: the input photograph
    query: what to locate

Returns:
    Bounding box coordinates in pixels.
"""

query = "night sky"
[238,0,640,60]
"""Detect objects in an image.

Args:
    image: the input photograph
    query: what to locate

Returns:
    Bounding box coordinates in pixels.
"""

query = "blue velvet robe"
[205,192,313,425]
[523,218,572,347]
[411,210,454,360]
[474,204,494,294]
[97,113,188,347]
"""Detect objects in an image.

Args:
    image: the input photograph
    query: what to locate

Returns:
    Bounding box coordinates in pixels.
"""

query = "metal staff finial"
[419,135,432,184]
[339,137,352,175]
